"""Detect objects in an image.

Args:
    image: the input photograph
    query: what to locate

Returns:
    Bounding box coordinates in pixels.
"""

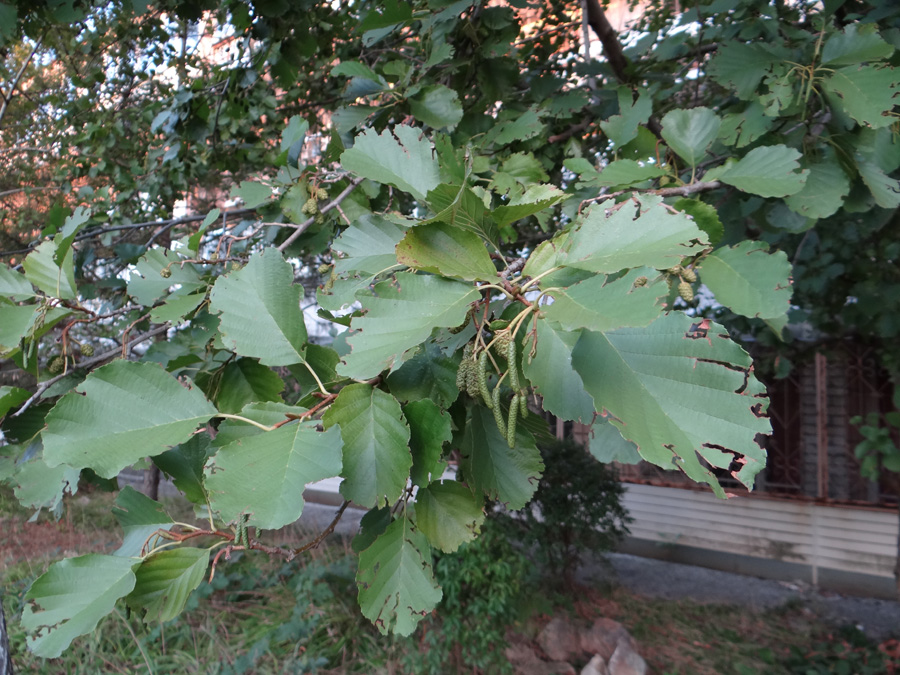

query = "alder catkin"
[678,281,694,303]
[507,337,519,391]
[507,394,519,448]
[80,343,94,357]
[477,350,493,408]
[681,267,697,283]
[492,386,506,437]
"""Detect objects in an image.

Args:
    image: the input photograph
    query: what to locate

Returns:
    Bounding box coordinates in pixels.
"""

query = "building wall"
[621,482,899,598]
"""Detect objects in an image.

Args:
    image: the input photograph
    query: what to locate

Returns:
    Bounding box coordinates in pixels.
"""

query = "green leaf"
[210,248,308,366]
[53,207,91,266]
[128,248,204,306]
[152,435,210,505]
[23,240,77,300]
[560,195,705,273]
[409,84,463,130]
[12,457,79,512]
[126,548,209,622]
[857,159,900,208]
[416,480,484,553]
[386,343,460,409]
[784,155,850,219]
[660,107,721,167]
[572,314,771,496]
[673,198,724,245]
[42,361,217,478]
[823,65,900,130]
[211,401,306,447]
[492,183,566,227]
[588,417,641,464]
[352,506,392,553]
[341,125,440,201]
[0,265,35,300]
[214,358,285,414]
[822,24,895,67]
[0,305,38,355]
[231,181,273,209]
[403,399,451,487]
[425,184,497,245]
[332,214,408,275]
[23,554,138,658]
[323,384,411,508]
[459,406,544,510]
[600,87,652,147]
[338,273,480,379]
[357,515,442,636]
[700,242,792,320]
[718,145,808,198]
[396,223,496,281]
[543,267,664,333]
[708,42,781,100]
[112,486,174,558]
[523,319,595,425]
[148,291,206,324]
[593,160,667,187]
[487,108,544,145]
[205,421,342,530]
[718,101,774,149]
[187,209,219,255]
[0,386,29,418]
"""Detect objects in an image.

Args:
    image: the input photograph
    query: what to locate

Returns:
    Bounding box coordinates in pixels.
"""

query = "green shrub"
[497,438,631,588]
[403,517,528,674]
[783,626,899,674]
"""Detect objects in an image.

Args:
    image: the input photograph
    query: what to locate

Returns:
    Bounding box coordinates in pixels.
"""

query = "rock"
[537,616,584,661]
[608,637,647,675]
[581,654,611,675]
[579,618,631,661]
[505,643,576,675]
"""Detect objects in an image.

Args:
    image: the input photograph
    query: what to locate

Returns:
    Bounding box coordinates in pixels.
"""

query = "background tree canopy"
[0,0,898,658]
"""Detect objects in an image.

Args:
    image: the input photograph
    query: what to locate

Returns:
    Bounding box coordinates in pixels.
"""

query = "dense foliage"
[0,0,898,660]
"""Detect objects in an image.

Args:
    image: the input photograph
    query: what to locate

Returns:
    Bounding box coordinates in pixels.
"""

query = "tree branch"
[583,0,629,84]
[11,324,171,417]
[277,177,365,252]
[0,36,43,130]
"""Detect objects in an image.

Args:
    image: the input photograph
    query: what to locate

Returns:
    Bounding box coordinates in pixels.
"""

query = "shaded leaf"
[322,384,410,508]
[425,184,497,245]
[205,421,342,530]
[126,548,209,622]
[572,314,771,497]
[13,457,79,513]
[784,155,850,219]
[386,343,460,409]
[600,87,652,146]
[588,417,641,464]
[42,361,217,478]
[593,160,667,187]
[128,248,204,306]
[701,242,792,320]
[673,198,724,244]
[403,399,451,487]
[543,267,664,333]
[857,159,900,208]
[396,223,496,281]
[357,515,441,636]
[459,406,543,510]
[214,358,285,414]
[0,264,35,300]
[341,125,440,201]
[210,248,308,366]
[112,486,174,558]
[23,241,77,300]
[822,24,894,67]
[661,107,721,167]
[523,319,595,425]
[409,84,463,130]
[492,183,566,227]
[338,273,479,379]
[560,195,705,273]
[152,434,211,505]
[823,65,900,130]
[416,480,484,553]
[332,214,408,275]
[718,145,808,198]
[23,555,138,658]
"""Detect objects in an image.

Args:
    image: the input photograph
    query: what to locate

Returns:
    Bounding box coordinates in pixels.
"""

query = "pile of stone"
[505,616,647,675]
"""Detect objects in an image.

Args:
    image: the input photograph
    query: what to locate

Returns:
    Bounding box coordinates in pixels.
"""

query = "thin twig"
[277,178,365,252]
[287,500,351,561]
[0,35,43,130]
[11,324,171,417]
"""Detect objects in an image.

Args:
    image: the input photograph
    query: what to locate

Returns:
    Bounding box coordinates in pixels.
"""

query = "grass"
[2,485,899,674]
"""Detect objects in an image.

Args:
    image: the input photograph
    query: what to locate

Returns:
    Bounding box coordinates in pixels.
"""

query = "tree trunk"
[0,596,14,675]
[143,465,161,501]
[895,497,900,600]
